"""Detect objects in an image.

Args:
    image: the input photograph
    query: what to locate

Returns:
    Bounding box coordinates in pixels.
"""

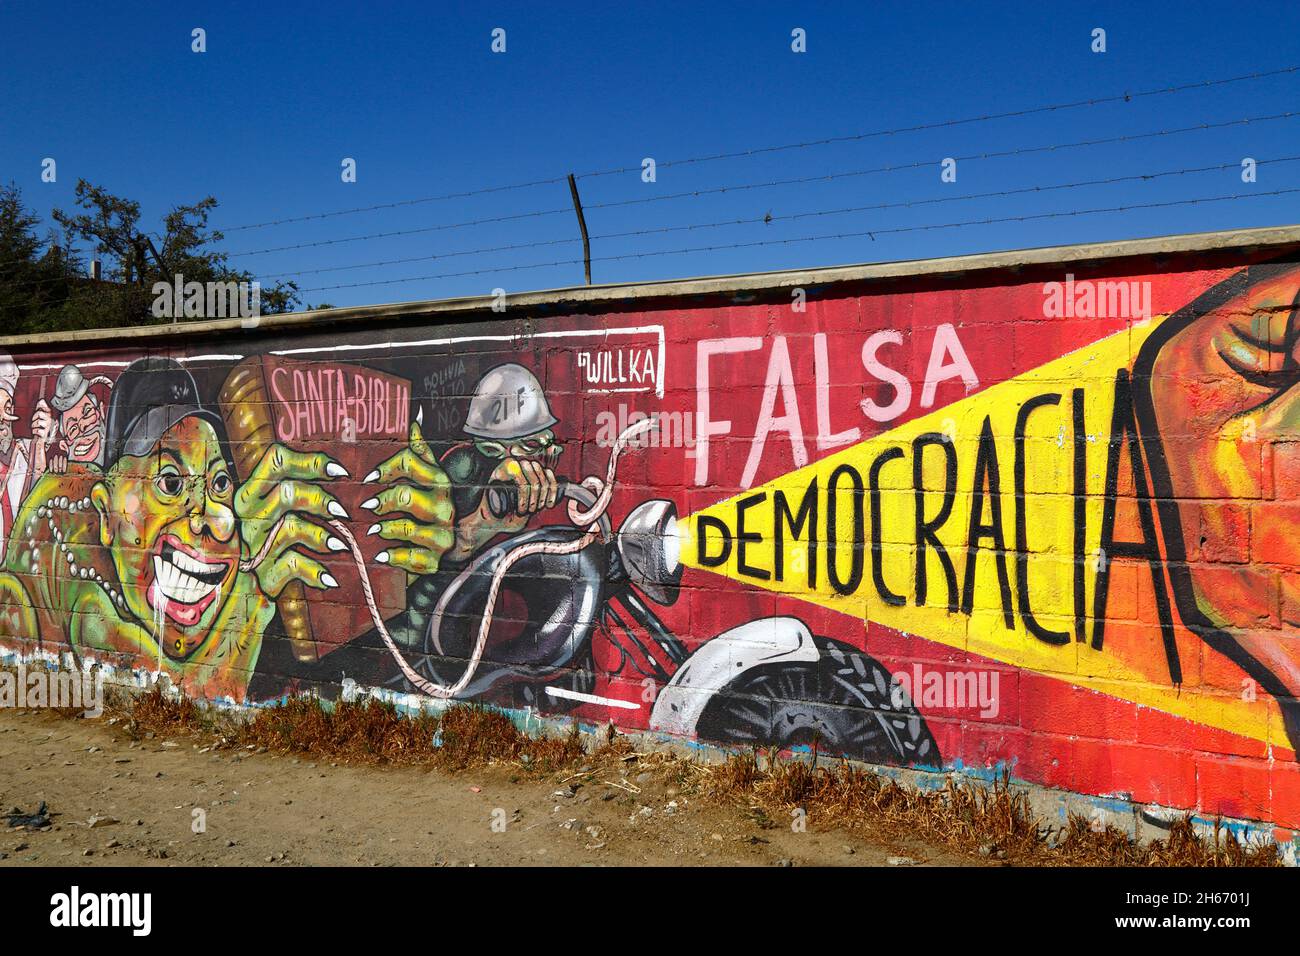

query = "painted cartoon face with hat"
[45,364,107,469]
[74,356,372,678]
[88,357,243,651]
[435,362,564,563]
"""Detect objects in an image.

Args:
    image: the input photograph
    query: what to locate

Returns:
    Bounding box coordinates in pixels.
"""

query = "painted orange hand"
[1147,263,1300,701]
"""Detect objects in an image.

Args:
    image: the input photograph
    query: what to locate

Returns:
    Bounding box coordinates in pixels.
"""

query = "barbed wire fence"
[6,65,1299,305]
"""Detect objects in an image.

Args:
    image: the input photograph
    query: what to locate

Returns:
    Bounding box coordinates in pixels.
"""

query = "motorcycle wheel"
[694,635,937,767]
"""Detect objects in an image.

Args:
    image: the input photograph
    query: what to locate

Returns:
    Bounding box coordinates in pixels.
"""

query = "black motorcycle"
[394,482,938,768]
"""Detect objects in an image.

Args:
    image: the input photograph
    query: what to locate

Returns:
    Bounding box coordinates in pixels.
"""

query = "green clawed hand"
[361,420,455,576]
[235,444,351,598]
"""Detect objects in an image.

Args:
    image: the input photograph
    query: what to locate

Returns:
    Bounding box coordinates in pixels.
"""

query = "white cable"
[241,417,657,699]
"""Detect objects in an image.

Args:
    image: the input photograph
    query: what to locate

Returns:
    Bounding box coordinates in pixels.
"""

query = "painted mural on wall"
[0,257,1298,825]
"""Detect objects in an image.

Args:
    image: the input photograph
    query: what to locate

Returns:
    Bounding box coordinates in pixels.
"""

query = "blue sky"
[2,0,1299,308]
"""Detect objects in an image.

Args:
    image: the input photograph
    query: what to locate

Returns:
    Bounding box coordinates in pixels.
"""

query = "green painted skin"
[0,416,453,702]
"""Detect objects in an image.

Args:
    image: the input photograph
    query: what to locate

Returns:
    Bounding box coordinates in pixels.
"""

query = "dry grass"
[236,695,442,764]
[697,747,1280,867]
[1054,810,1276,866]
[113,686,587,772]
[120,684,206,735]
[92,686,1284,866]
[700,749,1045,859]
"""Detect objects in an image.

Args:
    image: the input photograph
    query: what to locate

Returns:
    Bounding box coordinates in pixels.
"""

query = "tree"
[51,181,148,284]
[52,179,304,322]
[0,182,83,335]
[0,184,43,267]
[0,181,323,334]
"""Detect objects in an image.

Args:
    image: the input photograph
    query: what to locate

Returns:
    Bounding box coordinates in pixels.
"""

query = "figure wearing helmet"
[33,364,109,473]
[435,363,562,562]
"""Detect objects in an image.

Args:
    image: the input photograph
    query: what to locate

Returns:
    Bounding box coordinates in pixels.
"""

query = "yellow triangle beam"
[679,321,1272,746]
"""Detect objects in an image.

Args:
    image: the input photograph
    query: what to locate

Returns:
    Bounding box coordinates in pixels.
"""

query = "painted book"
[219,356,412,661]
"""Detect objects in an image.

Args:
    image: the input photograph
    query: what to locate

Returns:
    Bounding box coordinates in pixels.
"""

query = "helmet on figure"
[51,364,91,413]
[463,363,557,440]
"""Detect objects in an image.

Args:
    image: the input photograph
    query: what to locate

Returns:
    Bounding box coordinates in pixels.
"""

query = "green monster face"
[90,417,240,659]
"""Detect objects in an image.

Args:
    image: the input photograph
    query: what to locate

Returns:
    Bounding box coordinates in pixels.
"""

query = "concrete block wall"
[1,226,1297,845]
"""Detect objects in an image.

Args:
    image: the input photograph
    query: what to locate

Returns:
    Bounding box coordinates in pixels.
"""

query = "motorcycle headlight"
[616,499,684,606]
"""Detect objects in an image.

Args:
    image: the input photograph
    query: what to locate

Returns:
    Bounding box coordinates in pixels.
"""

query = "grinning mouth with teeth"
[146,535,233,628]
[70,437,98,459]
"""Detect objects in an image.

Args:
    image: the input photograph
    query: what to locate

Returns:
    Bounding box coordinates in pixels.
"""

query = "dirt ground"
[0,706,979,867]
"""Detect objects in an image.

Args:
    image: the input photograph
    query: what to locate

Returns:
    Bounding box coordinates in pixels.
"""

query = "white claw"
[375,551,390,564]
[367,523,381,535]
[359,497,379,511]
[320,573,339,588]
[362,469,380,484]
[326,536,347,552]
[325,462,349,478]
[327,500,349,519]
